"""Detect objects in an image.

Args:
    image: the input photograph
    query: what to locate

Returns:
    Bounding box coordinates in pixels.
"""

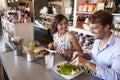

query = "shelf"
[1,18,34,48]
[8,33,14,38]
[112,13,120,16]
[39,17,53,21]
[3,28,8,32]
[34,20,49,30]
[4,38,14,50]
[68,27,93,36]
[48,1,62,6]
[76,12,93,15]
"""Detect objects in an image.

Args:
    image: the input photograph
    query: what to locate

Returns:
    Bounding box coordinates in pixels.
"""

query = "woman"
[48,14,83,55]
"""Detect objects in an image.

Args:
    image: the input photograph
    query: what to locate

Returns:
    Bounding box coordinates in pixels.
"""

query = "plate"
[54,62,84,80]
[35,49,56,57]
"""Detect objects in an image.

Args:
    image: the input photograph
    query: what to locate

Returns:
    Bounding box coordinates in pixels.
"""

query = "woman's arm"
[69,32,83,53]
[48,42,54,49]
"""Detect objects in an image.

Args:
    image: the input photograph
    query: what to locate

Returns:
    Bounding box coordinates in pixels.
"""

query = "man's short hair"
[88,10,114,29]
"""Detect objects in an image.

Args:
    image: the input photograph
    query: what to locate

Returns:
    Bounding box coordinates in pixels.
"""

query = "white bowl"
[54,61,84,80]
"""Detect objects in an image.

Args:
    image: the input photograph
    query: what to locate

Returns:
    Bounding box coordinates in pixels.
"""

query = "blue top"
[89,33,120,80]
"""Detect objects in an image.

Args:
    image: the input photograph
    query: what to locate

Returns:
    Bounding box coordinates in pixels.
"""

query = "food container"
[23,46,36,61]
[27,53,35,61]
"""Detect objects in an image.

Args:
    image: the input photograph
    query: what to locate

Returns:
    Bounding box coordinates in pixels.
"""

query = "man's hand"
[72,56,88,66]
[72,51,83,60]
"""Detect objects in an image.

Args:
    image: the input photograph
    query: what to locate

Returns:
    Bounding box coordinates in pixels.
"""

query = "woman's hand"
[48,42,54,50]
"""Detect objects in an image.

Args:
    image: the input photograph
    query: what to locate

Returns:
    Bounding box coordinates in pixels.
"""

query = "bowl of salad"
[54,62,84,79]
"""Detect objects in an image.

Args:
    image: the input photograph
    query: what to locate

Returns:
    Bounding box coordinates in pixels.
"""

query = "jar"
[114,23,119,28]
[82,3,88,12]
[114,30,119,36]
[119,30,120,36]
[119,23,120,29]
[79,3,84,12]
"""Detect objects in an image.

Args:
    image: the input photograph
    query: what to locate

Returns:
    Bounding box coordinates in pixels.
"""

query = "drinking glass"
[44,54,54,70]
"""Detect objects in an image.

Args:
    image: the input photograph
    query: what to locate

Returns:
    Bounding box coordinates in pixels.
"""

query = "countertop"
[0,51,92,80]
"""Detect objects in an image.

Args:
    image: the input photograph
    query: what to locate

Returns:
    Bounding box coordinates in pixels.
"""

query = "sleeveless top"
[53,31,74,51]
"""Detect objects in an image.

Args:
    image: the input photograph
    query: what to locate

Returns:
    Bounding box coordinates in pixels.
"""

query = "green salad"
[58,62,80,75]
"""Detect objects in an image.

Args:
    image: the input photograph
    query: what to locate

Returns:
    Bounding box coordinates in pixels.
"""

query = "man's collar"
[106,33,115,46]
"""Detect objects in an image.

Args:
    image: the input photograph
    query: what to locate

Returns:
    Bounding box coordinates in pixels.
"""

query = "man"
[72,10,120,80]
